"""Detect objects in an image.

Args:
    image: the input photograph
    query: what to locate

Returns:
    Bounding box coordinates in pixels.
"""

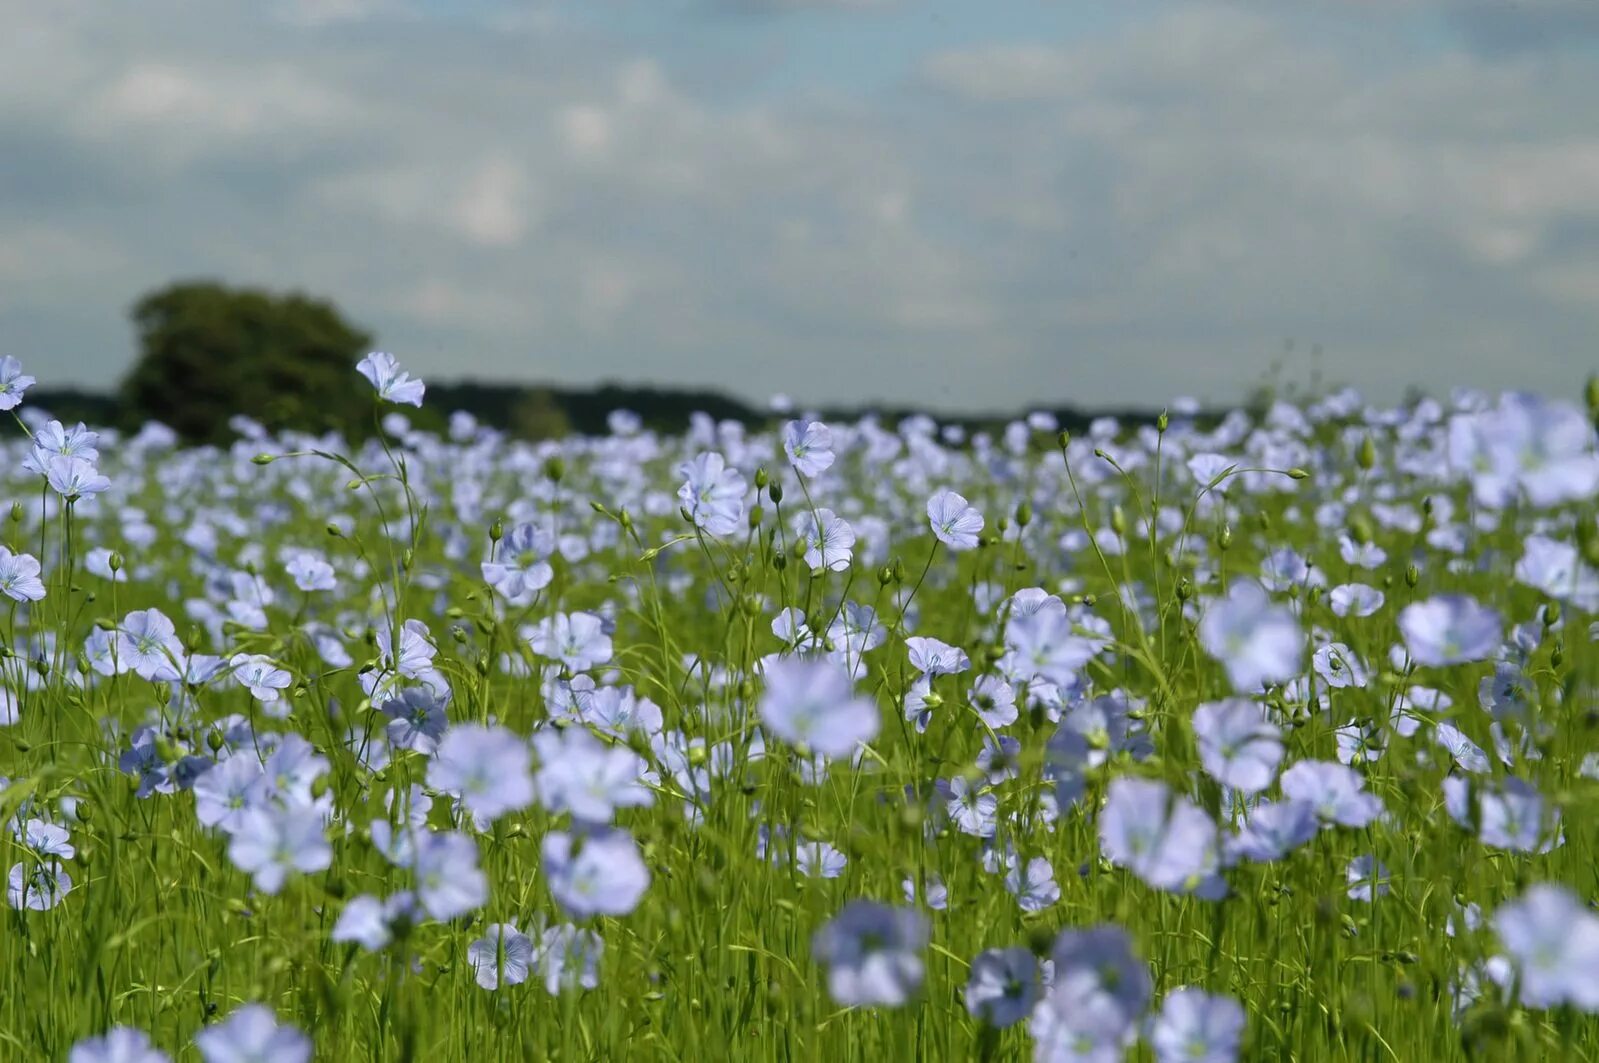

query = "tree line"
[25,281,1165,443]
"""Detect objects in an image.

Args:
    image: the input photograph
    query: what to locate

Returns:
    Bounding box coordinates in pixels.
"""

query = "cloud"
[0,0,1595,411]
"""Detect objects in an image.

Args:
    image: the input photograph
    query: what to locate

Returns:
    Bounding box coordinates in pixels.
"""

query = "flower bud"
[1287,467,1309,480]
[748,505,763,529]
[489,519,504,543]
[544,456,565,483]
[9,502,22,522]
[252,453,275,466]
[1110,505,1127,537]
[1156,410,1169,433]
[1217,524,1232,551]
[754,466,769,490]
[1405,564,1420,588]
[326,522,344,538]
[767,482,784,505]
[1357,436,1376,471]
[1015,501,1032,527]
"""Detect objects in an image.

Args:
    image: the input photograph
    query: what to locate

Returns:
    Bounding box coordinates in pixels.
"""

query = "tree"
[510,386,573,440]
[120,281,374,443]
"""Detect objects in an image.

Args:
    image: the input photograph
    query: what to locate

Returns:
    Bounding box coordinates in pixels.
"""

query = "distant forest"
[22,381,1167,441]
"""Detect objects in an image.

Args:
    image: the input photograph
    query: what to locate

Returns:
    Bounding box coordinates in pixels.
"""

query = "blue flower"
[356,351,425,407]
[44,454,111,499]
[783,419,835,477]
[1191,699,1283,795]
[1491,883,1599,1011]
[759,656,879,760]
[926,489,983,550]
[7,861,71,910]
[1098,778,1219,895]
[542,828,651,917]
[811,900,928,1007]
[194,1003,310,1063]
[467,922,536,990]
[1398,595,1501,667]
[1149,989,1246,1063]
[0,547,46,603]
[226,805,331,895]
[1279,760,1384,829]
[0,356,36,411]
[676,451,746,536]
[68,1027,171,1063]
[964,946,1038,1028]
[426,723,535,827]
[413,830,488,920]
[1197,581,1302,693]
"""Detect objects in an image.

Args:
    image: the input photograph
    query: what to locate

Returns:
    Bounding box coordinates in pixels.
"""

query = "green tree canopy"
[120,281,375,443]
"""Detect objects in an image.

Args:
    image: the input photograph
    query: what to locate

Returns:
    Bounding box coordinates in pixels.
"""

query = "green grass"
[2,410,1597,1062]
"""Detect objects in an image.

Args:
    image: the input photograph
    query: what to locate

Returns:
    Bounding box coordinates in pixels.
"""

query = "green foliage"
[510,386,573,440]
[119,281,374,443]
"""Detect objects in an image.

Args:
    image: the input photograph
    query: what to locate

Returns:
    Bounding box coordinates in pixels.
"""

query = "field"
[5,354,1598,1061]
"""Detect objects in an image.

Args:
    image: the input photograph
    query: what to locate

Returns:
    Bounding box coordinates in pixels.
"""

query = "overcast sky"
[2,0,1597,412]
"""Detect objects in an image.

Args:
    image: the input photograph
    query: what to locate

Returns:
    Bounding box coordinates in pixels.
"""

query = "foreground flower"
[413,831,488,920]
[1149,989,1245,1063]
[783,419,835,477]
[69,1026,171,1063]
[426,723,535,826]
[793,508,856,572]
[331,891,419,952]
[0,356,35,410]
[542,829,651,917]
[964,946,1038,1028]
[356,351,425,407]
[677,451,746,536]
[812,900,928,1007]
[927,489,984,550]
[1098,777,1219,895]
[1032,924,1151,1058]
[0,547,46,603]
[45,454,111,499]
[1398,595,1501,667]
[759,656,879,759]
[1198,581,1302,693]
[1491,883,1599,1010]
[194,1004,310,1063]
[7,861,72,910]
[1191,698,1283,795]
[467,922,536,990]
[226,805,332,895]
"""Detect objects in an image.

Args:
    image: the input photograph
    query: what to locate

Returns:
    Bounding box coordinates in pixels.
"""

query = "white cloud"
[0,0,1596,410]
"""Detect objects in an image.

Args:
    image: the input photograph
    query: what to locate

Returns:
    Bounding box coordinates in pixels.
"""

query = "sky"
[1,0,1597,413]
